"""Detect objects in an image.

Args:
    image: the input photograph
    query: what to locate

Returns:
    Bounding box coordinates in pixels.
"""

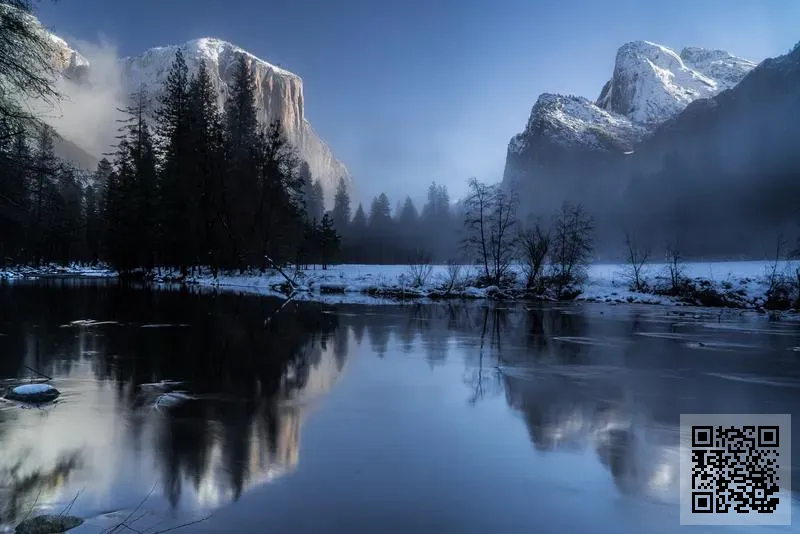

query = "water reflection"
[332,302,799,506]
[0,279,344,528]
[0,282,798,533]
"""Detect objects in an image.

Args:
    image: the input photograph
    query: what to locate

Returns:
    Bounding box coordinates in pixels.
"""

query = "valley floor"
[1,261,797,311]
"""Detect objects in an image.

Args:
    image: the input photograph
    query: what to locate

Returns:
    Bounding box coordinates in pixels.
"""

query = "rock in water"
[15,514,83,533]
[5,383,61,404]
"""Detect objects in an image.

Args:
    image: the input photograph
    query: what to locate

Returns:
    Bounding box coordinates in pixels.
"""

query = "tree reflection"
[0,281,345,522]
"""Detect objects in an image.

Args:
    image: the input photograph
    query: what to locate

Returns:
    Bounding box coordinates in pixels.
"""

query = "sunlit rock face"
[45,28,352,208]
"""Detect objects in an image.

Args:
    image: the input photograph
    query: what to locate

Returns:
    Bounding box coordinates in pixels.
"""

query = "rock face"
[596,41,754,125]
[120,38,351,207]
[47,33,350,208]
[504,40,756,187]
[505,39,800,259]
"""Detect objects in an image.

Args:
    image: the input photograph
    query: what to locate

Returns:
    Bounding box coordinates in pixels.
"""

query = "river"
[0,278,798,533]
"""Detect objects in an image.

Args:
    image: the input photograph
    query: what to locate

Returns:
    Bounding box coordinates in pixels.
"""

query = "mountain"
[504,39,800,258]
[47,33,350,207]
[596,41,755,124]
[503,41,756,188]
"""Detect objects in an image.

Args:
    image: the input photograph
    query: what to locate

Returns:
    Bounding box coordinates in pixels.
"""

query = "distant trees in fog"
[331,181,460,264]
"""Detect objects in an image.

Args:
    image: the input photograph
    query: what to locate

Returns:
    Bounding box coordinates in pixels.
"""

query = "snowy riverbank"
[170,260,796,310]
[2,261,798,311]
[0,263,117,280]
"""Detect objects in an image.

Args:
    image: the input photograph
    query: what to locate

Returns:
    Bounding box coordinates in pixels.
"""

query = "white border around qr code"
[680,414,791,526]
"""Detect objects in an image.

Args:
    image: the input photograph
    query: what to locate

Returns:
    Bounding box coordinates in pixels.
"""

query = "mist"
[40,36,126,160]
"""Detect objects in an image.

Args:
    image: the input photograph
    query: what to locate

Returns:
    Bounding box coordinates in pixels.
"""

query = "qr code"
[680,414,791,526]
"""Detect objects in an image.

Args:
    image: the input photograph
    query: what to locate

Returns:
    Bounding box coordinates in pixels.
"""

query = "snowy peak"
[121,37,306,140]
[679,47,756,89]
[510,93,646,154]
[120,36,351,207]
[596,40,755,124]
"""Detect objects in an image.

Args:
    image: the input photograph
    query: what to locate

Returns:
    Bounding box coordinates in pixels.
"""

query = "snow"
[1,260,795,311]
[511,41,755,156]
[11,384,55,396]
[597,41,755,125]
[173,260,795,310]
[518,93,647,152]
[0,263,117,280]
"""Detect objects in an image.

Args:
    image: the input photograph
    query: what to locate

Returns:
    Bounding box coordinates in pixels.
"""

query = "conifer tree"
[156,48,194,271]
[106,86,158,271]
[187,60,225,271]
[222,53,260,269]
[331,176,351,235]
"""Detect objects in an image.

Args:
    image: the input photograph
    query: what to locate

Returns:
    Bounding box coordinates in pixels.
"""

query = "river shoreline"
[2,261,798,314]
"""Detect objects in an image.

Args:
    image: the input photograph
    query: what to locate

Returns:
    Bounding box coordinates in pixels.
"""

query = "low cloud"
[39,36,126,159]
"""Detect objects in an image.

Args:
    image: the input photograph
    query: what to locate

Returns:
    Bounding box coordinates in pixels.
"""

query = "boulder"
[5,383,61,404]
[15,514,83,533]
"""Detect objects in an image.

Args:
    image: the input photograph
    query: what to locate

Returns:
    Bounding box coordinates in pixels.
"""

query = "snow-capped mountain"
[508,93,647,156]
[120,37,352,207]
[596,41,755,124]
[48,33,350,207]
[504,41,756,185]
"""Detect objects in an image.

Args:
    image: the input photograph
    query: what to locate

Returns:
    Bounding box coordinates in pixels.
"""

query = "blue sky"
[37,0,800,207]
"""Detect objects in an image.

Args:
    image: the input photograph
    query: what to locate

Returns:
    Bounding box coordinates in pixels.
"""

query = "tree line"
[0,32,342,273]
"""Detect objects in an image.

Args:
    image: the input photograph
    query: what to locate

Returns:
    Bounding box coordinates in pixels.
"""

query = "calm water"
[0,278,799,533]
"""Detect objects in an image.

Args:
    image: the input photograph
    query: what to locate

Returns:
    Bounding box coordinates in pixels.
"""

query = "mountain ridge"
[503,40,756,187]
[48,31,351,207]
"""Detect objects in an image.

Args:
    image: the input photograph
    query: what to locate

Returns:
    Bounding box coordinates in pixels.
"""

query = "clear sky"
[36,0,800,207]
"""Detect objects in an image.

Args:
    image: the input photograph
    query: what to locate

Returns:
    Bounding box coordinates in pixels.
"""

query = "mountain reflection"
[0,284,796,528]
[0,280,345,527]
[333,302,792,504]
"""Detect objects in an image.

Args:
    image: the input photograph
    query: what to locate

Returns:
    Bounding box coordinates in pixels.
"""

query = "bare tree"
[764,233,787,295]
[488,186,518,285]
[462,177,492,280]
[405,249,433,288]
[665,244,684,295]
[0,1,62,137]
[549,203,593,291]
[517,216,550,289]
[439,259,464,294]
[623,232,650,292]
[461,178,518,285]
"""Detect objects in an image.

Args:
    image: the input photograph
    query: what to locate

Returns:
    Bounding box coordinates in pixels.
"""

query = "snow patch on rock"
[597,41,755,124]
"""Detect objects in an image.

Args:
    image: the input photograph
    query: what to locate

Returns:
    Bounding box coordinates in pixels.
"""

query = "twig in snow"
[264,255,297,291]
[23,364,52,381]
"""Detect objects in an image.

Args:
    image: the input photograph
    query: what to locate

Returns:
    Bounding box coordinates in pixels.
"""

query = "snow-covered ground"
[175,260,796,309]
[2,260,798,310]
[0,263,117,280]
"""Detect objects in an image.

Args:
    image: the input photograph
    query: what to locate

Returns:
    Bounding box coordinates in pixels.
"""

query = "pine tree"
[187,60,225,271]
[331,176,351,235]
[0,127,31,264]
[318,213,339,269]
[85,158,111,264]
[368,193,392,263]
[156,48,194,271]
[397,196,420,259]
[346,203,367,262]
[54,166,83,264]
[30,124,59,265]
[252,120,303,266]
[300,161,324,223]
[107,86,159,271]
[224,53,259,156]
[222,53,260,269]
